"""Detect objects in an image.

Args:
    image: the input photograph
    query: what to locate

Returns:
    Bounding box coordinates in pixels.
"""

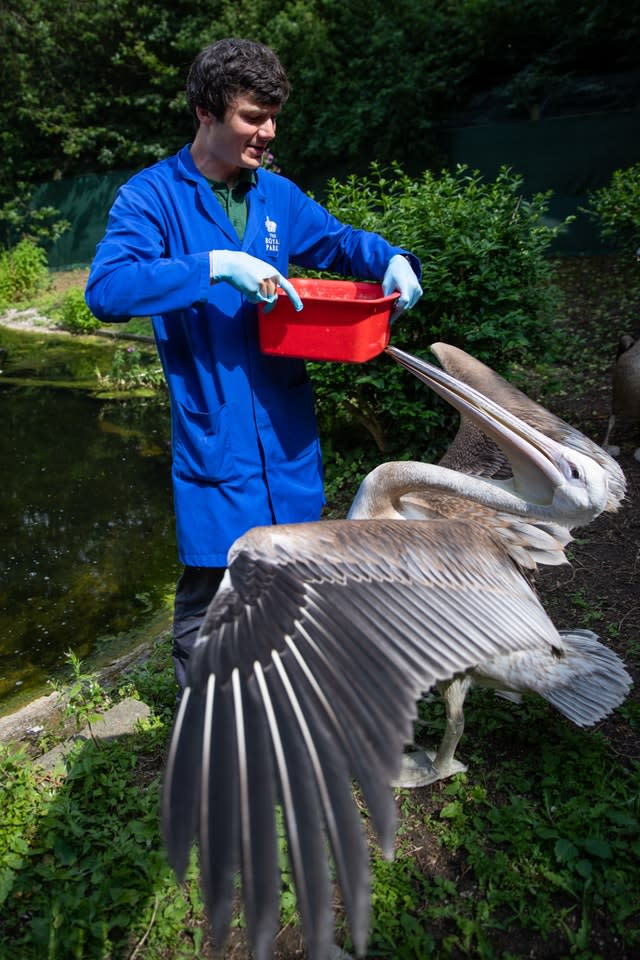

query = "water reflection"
[0,384,179,711]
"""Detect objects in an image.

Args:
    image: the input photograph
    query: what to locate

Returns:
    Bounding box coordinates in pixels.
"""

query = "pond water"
[0,328,180,714]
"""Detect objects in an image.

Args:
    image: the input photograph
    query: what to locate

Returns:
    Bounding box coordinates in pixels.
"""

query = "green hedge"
[308,163,566,476]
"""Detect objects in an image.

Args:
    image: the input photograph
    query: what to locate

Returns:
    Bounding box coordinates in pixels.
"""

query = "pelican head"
[386,345,624,528]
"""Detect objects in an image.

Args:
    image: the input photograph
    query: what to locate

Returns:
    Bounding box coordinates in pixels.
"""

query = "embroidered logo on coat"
[264,215,279,255]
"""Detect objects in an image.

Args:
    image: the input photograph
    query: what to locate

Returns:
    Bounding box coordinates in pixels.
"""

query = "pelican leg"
[603,413,622,457]
[392,677,470,788]
[431,677,471,777]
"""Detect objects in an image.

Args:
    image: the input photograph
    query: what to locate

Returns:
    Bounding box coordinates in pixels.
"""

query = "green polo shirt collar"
[207,169,257,241]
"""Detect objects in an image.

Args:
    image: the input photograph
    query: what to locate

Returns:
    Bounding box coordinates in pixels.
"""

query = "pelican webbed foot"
[391,748,468,788]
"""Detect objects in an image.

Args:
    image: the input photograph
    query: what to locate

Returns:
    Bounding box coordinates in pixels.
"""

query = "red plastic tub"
[258,278,397,363]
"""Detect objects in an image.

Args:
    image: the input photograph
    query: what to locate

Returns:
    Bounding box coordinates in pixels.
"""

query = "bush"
[585,162,640,252]
[325,162,563,362]
[58,287,101,333]
[0,238,49,308]
[308,163,566,467]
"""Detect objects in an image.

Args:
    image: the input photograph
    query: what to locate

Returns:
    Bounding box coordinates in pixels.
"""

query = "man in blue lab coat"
[86,38,423,691]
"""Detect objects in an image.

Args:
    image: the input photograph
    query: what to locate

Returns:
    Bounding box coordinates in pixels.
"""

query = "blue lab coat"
[86,145,420,566]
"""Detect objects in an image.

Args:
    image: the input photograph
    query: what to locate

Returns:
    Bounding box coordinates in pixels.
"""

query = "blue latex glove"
[382,254,423,323]
[210,250,303,312]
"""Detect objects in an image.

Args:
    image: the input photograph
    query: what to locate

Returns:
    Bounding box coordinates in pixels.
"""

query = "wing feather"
[198,674,242,946]
[161,688,202,879]
[162,517,578,959]
[476,628,632,727]
[282,622,404,856]
[274,638,374,953]
[231,668,281,960]
[253,655,335,960]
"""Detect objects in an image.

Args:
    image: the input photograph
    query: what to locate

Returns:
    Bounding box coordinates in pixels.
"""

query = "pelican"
[603,333,640,462]
[363,344,629,785]
[161,343,631,960]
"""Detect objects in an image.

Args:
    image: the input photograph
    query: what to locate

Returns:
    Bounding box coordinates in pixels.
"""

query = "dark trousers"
[172,565,225,692]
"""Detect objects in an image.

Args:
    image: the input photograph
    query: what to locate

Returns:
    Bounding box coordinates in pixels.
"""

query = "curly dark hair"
[186,38,290,126]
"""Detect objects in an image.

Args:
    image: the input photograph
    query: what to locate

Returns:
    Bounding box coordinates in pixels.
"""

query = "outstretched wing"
[161,517,561,960]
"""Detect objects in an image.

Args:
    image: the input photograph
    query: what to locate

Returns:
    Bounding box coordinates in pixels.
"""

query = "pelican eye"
[561,458,582,481]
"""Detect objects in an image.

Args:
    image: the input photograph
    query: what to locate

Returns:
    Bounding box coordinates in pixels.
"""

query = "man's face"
[207,95,280,172]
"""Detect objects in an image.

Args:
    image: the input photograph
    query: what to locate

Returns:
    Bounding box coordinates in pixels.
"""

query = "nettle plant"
[307,163,566,481]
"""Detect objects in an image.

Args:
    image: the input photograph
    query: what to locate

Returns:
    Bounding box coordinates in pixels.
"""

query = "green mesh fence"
[32,169,135,270]
[34,109,640,268]
[443,109,640,254]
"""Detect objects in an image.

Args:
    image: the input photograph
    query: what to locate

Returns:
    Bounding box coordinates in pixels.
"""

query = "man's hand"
[210,250,303,312]
[382,254,423,323]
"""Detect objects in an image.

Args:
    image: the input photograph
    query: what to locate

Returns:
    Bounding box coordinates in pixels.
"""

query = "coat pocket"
[172,401,234,483]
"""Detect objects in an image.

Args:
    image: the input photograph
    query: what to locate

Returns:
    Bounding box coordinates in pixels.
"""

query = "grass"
[2,680,638,959]
[363,693,640,959]
[1,257,639,958]
[0,640,208,960]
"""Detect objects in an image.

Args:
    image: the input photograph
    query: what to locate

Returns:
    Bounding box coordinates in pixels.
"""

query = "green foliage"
[0,0,191,198]
[0,238,50,308]
[362,693,640,959]
[0,651,204,960]
[0,746,46,908]
[457,0,638,115]
[0,184,70,249]
[1,1,639,200]
[100,345,166,392]
[585,162,640,251]
[262,0,474,178]
[321,444,375,517]
[0,736,187,959]
[119,633,185,725]
[326,163,563,358]
[309,163,565,460]
[367,856,437,958]
[48,650,111,741]
[58,287,102,333]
